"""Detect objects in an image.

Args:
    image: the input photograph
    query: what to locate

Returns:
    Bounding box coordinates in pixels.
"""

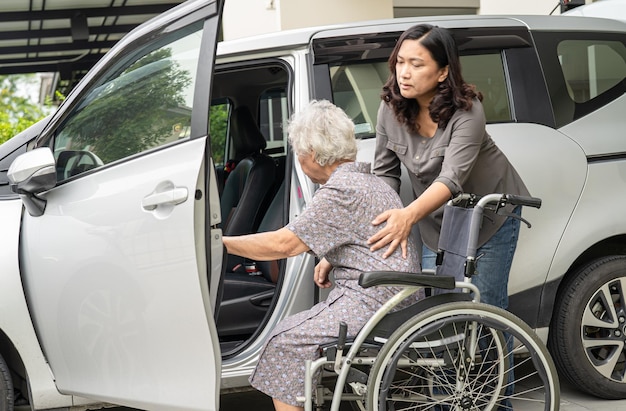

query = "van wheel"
[0,353,13,411]
[549,255,626,399]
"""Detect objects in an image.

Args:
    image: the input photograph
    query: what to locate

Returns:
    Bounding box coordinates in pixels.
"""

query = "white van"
[0,1,625,409]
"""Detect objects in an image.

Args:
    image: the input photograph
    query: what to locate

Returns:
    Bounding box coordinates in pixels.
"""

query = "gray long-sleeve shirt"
[373,99,530,250]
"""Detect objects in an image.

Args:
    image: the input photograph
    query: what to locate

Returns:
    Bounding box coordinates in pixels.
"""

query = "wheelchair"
[298,193,560,411]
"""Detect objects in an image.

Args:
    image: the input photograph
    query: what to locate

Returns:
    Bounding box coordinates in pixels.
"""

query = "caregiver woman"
[368,23,531,310]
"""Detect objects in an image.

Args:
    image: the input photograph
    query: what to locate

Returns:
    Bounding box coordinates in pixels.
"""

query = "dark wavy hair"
[381,24,482,134]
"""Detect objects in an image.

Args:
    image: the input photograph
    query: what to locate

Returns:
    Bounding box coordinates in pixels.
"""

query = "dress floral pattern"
[249,162,421,406]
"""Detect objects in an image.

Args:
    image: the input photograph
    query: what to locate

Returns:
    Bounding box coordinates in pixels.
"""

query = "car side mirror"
[8,147,57,217]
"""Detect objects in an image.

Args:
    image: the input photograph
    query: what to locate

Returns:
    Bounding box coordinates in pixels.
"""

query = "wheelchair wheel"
[366,301,559,411]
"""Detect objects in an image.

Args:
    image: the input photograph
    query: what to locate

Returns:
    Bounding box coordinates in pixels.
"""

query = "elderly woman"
[222,99,421,411]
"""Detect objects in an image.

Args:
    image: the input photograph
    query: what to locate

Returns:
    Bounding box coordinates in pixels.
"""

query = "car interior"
[210,61,291,354]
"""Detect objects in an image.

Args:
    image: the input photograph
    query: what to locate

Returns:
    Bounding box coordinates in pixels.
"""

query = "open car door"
[12,1,224,410]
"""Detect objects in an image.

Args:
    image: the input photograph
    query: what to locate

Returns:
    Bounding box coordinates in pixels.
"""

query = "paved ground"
[107,381,626,411]
[554,378,626,411]
[219,375,626,411]
[104,367,626,410]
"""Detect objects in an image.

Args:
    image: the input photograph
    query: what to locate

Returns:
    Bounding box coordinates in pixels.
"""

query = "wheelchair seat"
[319,292,473,356]
[365,292,472,344]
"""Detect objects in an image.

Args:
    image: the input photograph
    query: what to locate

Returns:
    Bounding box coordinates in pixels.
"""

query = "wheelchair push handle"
[503,194,542,209]
[474,193,542,210]
[451,193,542,210]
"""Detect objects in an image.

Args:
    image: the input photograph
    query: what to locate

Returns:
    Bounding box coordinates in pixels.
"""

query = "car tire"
[0,353,13,411]
[549,255,626,399]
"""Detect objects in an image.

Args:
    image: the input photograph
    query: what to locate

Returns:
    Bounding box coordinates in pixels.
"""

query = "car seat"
[219,106,276,236]
[217,181,286,340]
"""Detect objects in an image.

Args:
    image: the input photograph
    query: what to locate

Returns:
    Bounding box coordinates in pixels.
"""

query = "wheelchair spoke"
[365,302,559,411]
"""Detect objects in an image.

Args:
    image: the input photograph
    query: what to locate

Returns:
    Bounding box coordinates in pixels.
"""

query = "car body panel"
[20,138,219,411]
[560,95,626,157]
[481,124,588,294]
[547,96,626,275]
[0,198,78,410]
[489,125,587,325]
[549,157,626,278]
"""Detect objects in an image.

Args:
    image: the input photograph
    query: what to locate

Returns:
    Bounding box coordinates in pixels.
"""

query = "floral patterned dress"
[249,161,421,407]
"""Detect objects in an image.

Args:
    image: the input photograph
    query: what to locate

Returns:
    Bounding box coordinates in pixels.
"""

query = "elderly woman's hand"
[367,207,414,259]
[314,258,333,288]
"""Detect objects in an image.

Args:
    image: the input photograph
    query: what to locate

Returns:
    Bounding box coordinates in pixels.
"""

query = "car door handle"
[249,290,275,308]
[142,187,188,210]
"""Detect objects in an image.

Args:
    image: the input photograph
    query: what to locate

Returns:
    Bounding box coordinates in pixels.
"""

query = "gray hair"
[287,100,358,166]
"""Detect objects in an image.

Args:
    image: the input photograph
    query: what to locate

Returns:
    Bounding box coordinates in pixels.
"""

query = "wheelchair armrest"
[358,271,456,290]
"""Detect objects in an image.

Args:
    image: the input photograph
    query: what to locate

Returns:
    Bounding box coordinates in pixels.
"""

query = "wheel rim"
[581,277,626,382]
[377,316,507,410]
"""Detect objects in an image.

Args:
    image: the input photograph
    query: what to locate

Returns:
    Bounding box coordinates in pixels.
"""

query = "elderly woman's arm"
[223,227,310,261]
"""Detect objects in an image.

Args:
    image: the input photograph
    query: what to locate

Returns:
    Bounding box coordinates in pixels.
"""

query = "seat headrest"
[231,106,267,158]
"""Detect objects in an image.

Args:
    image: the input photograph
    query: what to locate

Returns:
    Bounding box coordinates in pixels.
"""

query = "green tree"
[209,104,228,165]
[0,75,48,145]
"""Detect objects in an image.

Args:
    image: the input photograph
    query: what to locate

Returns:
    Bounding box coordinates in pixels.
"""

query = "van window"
[209,100,231,167]
[209,90,289,166]
[259,88,288,153]
[460,53,511,122]
[52,22,204,181]
[535,31,626,126]
[329,61,388,138]
[327,53,512,138]
[211,63,290,163]
[558,39,626,103]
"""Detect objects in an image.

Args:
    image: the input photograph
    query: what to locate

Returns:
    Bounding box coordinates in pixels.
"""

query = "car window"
[461,53,512,122]
[208,90,289,168]
[210,62,290,199]
[209,99,231,167]
[535,31,626,127]
[327,53,512,139]
[329,61,389,138]
[259,88,288,153]
[52,22,204,182]
[558,39,626,103]
[211,63,290,164]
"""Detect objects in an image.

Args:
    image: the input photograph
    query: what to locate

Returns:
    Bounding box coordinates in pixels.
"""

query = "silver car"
[0,1,625,409]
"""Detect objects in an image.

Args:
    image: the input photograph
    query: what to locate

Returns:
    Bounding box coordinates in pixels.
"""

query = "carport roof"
[0,0,185,92]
